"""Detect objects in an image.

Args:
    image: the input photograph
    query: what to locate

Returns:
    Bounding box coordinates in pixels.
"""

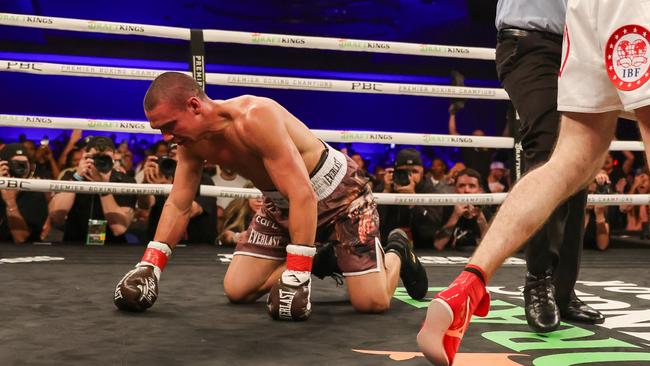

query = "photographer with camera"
[134,140,169,183]
[377,148,443,249]
[137,143,217,245]
[434,168,492,252]
[0,144,49,243]
[49,136,137,244]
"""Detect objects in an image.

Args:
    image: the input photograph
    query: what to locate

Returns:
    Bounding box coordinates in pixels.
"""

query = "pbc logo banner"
[0,179,29,190]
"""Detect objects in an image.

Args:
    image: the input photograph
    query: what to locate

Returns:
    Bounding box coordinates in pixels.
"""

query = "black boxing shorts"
[233,143,382,276]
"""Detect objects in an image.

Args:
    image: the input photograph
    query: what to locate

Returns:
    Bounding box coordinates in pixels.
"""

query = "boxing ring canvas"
[2,243,650,366]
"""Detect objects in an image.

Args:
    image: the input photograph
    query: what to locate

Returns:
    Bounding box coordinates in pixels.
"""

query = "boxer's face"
[146,98,203,146]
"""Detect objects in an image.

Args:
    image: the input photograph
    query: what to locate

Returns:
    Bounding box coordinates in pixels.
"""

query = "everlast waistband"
[262,142,347,209]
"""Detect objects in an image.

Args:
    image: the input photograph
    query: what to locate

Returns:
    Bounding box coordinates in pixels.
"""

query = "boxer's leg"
[330,200,398,313]
[418,110,618,365]
[224,209,289,303]
[223,255,284,303]
[334,207,423,313]
[470,111,618,277]
[344,245,400,313]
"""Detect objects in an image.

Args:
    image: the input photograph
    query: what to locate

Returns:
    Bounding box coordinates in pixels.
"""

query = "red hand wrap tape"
[141,247,169,271]
[286,252,313,272]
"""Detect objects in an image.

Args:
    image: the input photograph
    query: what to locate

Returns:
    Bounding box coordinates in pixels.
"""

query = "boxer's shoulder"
[222,94,277,114]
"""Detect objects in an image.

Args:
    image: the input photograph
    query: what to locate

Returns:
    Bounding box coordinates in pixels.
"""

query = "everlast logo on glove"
[267,278,312,321]
[140,277,157,303]
[267,244,315,321]
[114,285,124,301]
[113,266,159,312]
[278,289,296,319]
[114,241,171,313]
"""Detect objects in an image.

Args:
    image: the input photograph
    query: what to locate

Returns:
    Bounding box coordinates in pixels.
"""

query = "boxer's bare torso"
[146,94,323,246]
[147,95,325,191]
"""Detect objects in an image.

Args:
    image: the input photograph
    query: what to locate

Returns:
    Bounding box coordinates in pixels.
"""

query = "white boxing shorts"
[558,0,650,112]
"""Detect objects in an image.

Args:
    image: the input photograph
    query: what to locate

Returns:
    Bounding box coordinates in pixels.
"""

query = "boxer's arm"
[242,102,317,245]
[153,146,203,249]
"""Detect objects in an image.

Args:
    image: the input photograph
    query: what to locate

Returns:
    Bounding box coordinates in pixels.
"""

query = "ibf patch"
[606,24,650,91]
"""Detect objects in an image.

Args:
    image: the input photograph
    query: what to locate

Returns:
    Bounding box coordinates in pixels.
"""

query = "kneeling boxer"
[114,72,428,319]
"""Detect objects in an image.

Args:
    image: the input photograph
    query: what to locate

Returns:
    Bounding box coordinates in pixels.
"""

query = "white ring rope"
[0,114,513,149]
[1,178,648,206]
[0,114,160,134]
[0,114,642,151]
[0,12,495,60]
[0,58,637,123]
[0,60,509,100]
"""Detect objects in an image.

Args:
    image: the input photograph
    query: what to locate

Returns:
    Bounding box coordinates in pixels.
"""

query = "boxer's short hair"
[144,72,207,111]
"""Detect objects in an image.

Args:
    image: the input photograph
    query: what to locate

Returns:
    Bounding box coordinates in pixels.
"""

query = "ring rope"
[0,114,514,149]
[0,114,642,151]
[0,60,508,100]
[0,60,638,122]
[0,12,496,60]
[1,178,647,206]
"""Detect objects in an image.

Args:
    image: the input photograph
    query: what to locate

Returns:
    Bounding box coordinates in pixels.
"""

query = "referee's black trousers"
[496,29,588,308]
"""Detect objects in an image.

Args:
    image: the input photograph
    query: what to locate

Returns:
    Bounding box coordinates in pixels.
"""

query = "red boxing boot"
[417,265,491,366]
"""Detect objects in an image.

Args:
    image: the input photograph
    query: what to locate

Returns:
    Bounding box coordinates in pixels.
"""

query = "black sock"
[463,266,486,285]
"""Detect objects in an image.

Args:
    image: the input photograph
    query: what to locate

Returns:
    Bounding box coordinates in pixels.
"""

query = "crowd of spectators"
[0,107,647,251]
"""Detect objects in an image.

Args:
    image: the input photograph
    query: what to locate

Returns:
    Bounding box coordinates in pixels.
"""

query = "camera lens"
[157,156,177,177]
[8,160,29,178]
[92,154,114,174]
[393,169,411,186]
[595,182,612,194]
